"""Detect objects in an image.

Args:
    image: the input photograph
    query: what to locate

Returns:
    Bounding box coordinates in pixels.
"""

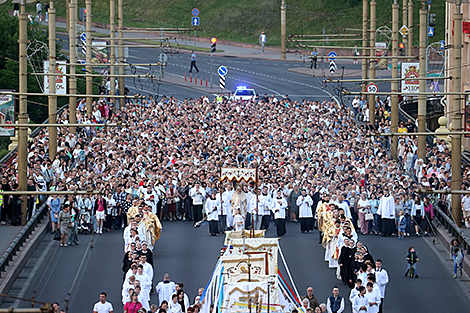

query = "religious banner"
[220,167,257,183]
[230,238,279,276]
[43,60,67,94]
[222,281,283,313]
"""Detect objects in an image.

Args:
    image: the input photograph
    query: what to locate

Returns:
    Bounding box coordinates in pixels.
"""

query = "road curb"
[0,217,49,305]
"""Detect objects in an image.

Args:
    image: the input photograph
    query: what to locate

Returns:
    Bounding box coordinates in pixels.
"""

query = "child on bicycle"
[405,246,419,278]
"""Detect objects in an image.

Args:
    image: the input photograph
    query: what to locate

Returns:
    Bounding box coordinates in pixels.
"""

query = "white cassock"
[169,301,183,313]
[366,290,381,313]
[142,263,154,284]
[352,295,368,313]
[337,201,352,219]
[222,190,233,226]
[155,281,176,305]
[135,273,152,296]
[138,291,151,311]
[122,280,134,305]
[136,222,147,242]
[233,214,245,231]
[377,195,396,219]
[146,199,158,215]
[297,195,313,218]
[272,197,288,219]
[258,194,272,216]
[375,268,389,298]
[205,198,220,221]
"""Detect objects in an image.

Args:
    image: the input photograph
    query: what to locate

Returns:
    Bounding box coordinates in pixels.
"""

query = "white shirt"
[375,267,389,298]
[377,195,396,219]
[297,194,313,218]
[155,281,176,305]
[352,295,368,313]
[93,301,113,313]
[169,301,182,313]
[205,198,220,221]
[272,196,288,219]
[462,196,470,212]
[190,187,206,205]
[259,193,272,215]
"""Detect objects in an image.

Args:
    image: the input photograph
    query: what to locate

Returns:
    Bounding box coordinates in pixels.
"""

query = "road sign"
[219,74,226,89]
[440,40,445,50]
[218,66,228,76]
[192,8,199,17]
[329,60,336,74]
[80,32,86,42]
[328,51,337,60]
[428,27,434,37]
[366,83,378,93]
[399,25,409,37]
[192,17,200,26]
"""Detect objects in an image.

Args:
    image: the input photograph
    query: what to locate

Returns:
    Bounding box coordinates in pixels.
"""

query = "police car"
[233,86,256,101]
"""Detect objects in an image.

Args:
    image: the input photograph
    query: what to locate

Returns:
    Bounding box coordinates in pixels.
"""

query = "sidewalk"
[0,226,23,256]
[45,20,308,62]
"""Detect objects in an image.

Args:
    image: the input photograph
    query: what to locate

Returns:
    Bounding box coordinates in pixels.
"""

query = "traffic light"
[399,43,405,56]
[211,37,217,53]
[429,13,436,27]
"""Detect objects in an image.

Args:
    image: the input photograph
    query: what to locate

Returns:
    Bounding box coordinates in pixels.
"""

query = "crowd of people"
[1,71,468,313]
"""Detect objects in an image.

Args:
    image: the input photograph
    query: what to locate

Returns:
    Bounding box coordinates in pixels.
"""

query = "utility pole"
[417,1,427,161]
[408,0,413,60]
[368,0,376,126]
[362,0,368,93]
[281,0,286,60]
[402,0,408,57]
[48,0,57,159]
[451,0,463,226]
[118,0,125,109]
[391,0,399,159]
[85,0,92,114]
[110,0,116,98]
[18,0,28,225]
[69,0,77,135]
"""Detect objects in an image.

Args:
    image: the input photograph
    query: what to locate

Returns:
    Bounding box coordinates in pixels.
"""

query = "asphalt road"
[5,219,470,313]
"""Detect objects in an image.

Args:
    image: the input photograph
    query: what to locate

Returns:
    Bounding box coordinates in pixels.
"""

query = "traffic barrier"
[206,78,208,87]
[185,72,187,82]
[195,75,197,84]
[201,76,203,85]
[190,73,192,83]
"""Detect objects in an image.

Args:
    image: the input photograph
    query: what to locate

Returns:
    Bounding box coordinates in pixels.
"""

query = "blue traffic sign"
[192,8,199,17]
[440,40,445,50]
[428,27,434,37]
[328,51,337,60]
[218,66,228,76]
[80,32,86,42]
[192,17,200,26]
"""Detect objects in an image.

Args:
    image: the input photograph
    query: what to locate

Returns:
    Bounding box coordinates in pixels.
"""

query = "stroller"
[78,211,93,234]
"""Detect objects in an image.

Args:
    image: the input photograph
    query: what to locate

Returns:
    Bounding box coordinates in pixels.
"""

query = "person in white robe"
[155,273,176,305]
[136,284,150,311]
[377,188,396,236]
[220,185,233,232]
[169,294,183,313]
[135,267,152,297]
[272,189,288,237]
[365,283,381,313]
[297,189,313,233]
[259,186,272,230]
[205,192,220,236]
[352,287,368,313]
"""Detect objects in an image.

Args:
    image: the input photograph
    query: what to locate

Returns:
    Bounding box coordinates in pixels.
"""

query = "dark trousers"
[193,204,203,222]
[114,214,122,229]
[121,212,128,228]
[300,218,313,232]
[261,215,270,230]
[245,213,252,230]
[27,199,34,220]
[189,60,199,72]
[209,220,219,235]
[381,218,395,236]
[218,214,227,232]
[275,218,286,237]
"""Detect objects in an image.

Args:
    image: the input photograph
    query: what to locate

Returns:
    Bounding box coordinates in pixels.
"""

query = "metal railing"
[433,204,470,255]
[0,104,69,166]
[0,202,48,277]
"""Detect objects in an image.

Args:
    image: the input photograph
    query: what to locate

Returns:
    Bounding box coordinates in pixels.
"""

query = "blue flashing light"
[236,86,246,90]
